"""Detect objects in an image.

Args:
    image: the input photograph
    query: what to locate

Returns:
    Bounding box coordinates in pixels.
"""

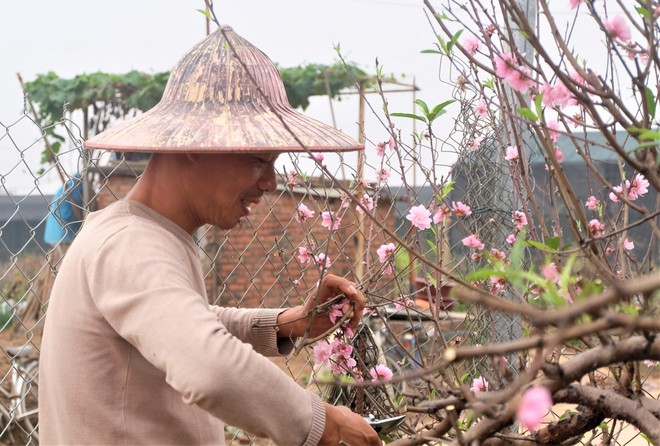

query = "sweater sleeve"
[87,226,324,445]
[208,306,296,356]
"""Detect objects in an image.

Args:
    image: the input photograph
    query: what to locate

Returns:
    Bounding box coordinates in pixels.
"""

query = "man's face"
[188,152,279,229]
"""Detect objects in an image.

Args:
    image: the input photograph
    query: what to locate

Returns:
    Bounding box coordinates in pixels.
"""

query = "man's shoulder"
[82,201,192,253]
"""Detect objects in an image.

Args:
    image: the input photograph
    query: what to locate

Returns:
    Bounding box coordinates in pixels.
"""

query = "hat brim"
[84,100,362,153]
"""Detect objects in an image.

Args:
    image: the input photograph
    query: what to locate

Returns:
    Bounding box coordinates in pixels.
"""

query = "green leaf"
[446,30,464,55]
[636,6,651,19]
[466,267,501,282]
[638,130,660,139]
[426,272,437,287]
[391,112,428,123]
[436,35,448,55]
[428,99,456,122]
[546,237,560,250]
[195,8,213,21]
[517,107,538,122]
[415,99,430,116]
[509,229,527,272]
[437,181,455,201]
[558,253,577,293]
[421,49,443,55]
[525,240,558,252]
[618,304,639,316]
[644,87,656,120]
[534,93,544,119]
[483,78,494,90]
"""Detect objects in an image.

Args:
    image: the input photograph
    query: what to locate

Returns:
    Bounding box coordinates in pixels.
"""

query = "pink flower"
[331,356,357,375]
[377,243,396,263]
[433,204,450,224]
[313,153,324,162]
[541,262,560,282]
[340,192,350,209]
[517,386,552,432]
[321,211,341,231]
[298,246,312,264]
[630,174,649,200]
[329,299,348,324]
[470,136,484,151]
[623,238,634,250]
[569,0,582,9]
[644,359,658,367]
[495,53,535,92]
[388,136,396,150]
[369,365,394,381]
[474,100,488,118]
[286,171,299,188]
[462,234,485,250]
[506,234,516,244]
[356,194,374,215]
[505,145,519,161]
[490,275,507,293]
[296,203,315,222]
[495,53,517,79]
[547,120,560,143]
[376,142,386,157]
[315,253,331,270]
[610,174,649,202]
[394,295,414,311]
[554,147,564,163]
[490,248,507,262]
[513,211,528,229]
[506,66,535,93]
[452,201,472,217]
[374,168,391,185]
[406,204,432,230]
[463,34,481,56]
[585,195,600,211]
[570,70,585,86]
[383,265,393,276]
[588,219,605,238]
[470,376,490,393]
[313,340,334,366]
[605,16,632,42]
[542,82,575,109]
[331,338,353,359]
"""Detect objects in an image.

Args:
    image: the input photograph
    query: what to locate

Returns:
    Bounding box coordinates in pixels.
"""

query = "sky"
[0,0,450,195]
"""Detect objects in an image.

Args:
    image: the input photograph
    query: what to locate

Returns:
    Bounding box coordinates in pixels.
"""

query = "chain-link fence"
[2,82,657,444]
[1,103,490,445]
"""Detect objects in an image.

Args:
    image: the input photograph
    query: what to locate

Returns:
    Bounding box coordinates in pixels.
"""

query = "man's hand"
[318,404,381,446]
[276,274,365,339]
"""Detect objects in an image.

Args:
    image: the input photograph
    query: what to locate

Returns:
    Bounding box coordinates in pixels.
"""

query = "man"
[39,26,381,445]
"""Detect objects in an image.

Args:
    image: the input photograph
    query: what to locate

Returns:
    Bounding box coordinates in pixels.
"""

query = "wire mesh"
[2,78,657,445]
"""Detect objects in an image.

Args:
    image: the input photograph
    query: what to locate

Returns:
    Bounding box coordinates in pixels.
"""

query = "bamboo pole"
[355,81,367,281]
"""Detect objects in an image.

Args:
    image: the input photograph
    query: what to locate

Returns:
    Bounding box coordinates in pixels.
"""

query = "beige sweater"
[39,200,325,445]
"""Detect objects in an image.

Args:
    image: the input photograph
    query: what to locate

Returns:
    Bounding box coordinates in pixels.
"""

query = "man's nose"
[258,165,278,193]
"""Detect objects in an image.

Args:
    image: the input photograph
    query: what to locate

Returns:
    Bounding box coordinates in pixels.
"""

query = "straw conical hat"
[84,26,362,153]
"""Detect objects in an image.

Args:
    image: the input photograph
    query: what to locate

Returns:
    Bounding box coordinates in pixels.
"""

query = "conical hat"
[84,26,362,153]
